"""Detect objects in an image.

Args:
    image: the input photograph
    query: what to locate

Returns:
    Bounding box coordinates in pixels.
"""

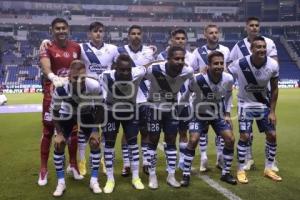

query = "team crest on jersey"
[73,52,78,59]
[212,86,219,92]
[63,52,70,58]
[254,70,262,77]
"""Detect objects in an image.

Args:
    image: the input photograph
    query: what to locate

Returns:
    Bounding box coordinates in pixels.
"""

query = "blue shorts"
[178,106,191,132]
[59,113,94,139]
[147,107,179,135]
[138,104,149,132]
[238,107,275,134]
[102,110,139,136]
[189,114,231,135]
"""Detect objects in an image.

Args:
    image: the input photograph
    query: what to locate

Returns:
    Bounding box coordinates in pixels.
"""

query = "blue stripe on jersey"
[117,45,148,97]
[82,43,102,65]
[152,64,176,102]
[161,50,167,60]
[237,40,250,57]
[56,87,68,97]
[56,86,78,107]
[180,84,186,94]
[104,73,114,94]
[195,74,213,97]
[117,46,127,55]
[197,46,208,65]
[105,72,127,97]
[239,58,270,106]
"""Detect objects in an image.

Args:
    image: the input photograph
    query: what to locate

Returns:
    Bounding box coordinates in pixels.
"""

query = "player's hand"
[48,73,68,87]
[39,39,52,52]
[268,111,276,125]
[148,45,157,54]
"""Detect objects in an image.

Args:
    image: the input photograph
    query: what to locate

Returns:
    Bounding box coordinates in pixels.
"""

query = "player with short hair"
[157,28,197,170]
[100,54,146,193]
[180,51,236,186]
[146,46,194,189]
[192,24,231,172]
[51,60,103,196]
[77,21,118,176]
[228,36,282,184]
[38,17,82,186]
[229,17,279,171]
[113,25,155,176]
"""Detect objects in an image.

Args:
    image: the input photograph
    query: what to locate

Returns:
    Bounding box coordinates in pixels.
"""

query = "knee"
[188,135,199,150]
[266,132,276,143]
[89,138,99,150]
[224,135,235,148]
[240,133,250,142]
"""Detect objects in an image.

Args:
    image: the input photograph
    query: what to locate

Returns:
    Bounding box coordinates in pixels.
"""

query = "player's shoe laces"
[53,182,66,197]
[200,158,209,172]
[148,174,158,189]
[264,168,282,182]
[66,165,84,180]
[237,170,248,184]
[103,180,115,193]
[101,157,106,174]
[180,175,190,187]
[38,169,48,186]
[78,159,87,176]
[121,166,131,177]
[243,159,255,171]
[89,180,102,194]
[166,173,181,188]
[132,178,144,190]
[220,173,237,185]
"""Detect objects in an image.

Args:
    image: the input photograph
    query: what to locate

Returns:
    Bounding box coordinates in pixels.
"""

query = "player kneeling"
[51,60,104,196]
[180,51,237,186]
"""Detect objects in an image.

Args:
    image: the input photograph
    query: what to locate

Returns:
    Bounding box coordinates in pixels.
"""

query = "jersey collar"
[90,41,104,50]
[128,44,143,53]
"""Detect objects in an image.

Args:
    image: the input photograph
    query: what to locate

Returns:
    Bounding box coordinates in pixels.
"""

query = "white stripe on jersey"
[114,44,154,103]
[228,55,279,108]
[146,61,194,110]
[80,42,118,77]
[193,44,230,72]
[100,66,146,110]
[187,72,234,115]
[229,36,277,62]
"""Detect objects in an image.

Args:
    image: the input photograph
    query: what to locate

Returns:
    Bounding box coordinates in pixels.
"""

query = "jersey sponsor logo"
[244,84,266,92]
[89,63,107,74]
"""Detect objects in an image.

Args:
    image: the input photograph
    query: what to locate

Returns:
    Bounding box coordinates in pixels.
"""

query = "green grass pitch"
[0,89,299,200]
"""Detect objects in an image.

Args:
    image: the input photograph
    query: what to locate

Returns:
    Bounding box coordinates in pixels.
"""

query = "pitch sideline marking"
[157,143,243,200]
